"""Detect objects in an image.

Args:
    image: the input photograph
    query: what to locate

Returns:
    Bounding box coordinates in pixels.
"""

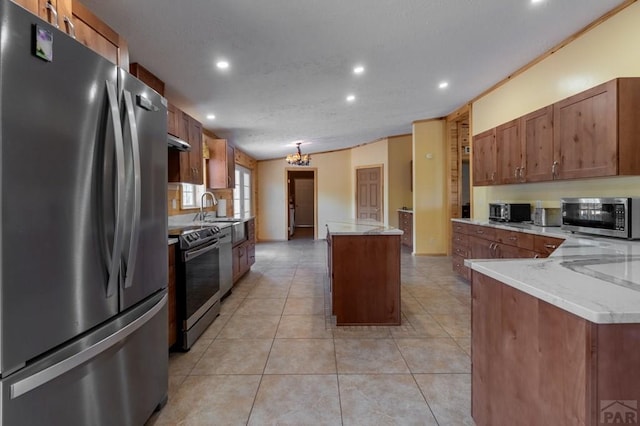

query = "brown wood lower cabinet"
[168,244,177,348]
[327,233,400,325]
[472,271,640,426]
[451,221,565,280]
[232,218,256,283]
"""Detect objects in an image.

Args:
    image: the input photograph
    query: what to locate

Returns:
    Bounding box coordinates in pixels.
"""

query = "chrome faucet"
[197,191,218,221]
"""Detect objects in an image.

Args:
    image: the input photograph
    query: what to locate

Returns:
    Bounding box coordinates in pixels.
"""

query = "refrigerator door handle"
[105,81,127,298]
[122,90,142,289]
[9,295,167,399]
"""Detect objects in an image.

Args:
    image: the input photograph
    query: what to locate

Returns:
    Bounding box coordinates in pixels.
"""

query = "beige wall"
[472,2,640,220]
[413,119,447,255]
[257,150,352,241]
[388,135,413,228]
[351,139,389,224]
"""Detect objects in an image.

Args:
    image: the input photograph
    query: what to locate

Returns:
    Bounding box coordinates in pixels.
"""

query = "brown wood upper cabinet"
[11,0,129,67]
[553,78,640,180]
[472,129,496,186]
[130,63,165,96]
[12,0,74,36]
[205,137,235,189]
[495,118,523,184]
[521,105,554,182]
[168,108,203,185]
[473,78,640,186]
[71,0,129,68]
[166,103,182,140]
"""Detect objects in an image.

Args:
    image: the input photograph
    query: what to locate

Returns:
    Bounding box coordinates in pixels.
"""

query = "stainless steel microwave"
[489,203,531,222]
[561,197,640,239]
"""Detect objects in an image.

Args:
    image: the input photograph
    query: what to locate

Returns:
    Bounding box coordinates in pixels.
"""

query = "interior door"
[294,178,314,226]
[356,167,383,221]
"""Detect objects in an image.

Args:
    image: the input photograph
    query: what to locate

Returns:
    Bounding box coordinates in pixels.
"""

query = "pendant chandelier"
[285,142,311,166]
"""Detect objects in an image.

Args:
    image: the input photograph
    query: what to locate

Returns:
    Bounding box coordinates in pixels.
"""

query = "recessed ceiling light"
[439,81,449,89]
[353,65,365,75]
[531,0,544,3]
[216,60,230,69]
[206,114,216,120]
[346,94,356,102]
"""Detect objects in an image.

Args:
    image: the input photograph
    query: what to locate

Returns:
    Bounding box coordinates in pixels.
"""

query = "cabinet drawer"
[452,244,469,258]
[494,229,534,250]
[452,255,471,280]
[452,232,469,249]
[534,235,564,257]
[452,222,470,234]
[495,243,536,259]
[468,224,496,240]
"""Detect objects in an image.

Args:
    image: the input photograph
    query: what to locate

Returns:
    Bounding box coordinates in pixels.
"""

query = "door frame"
[355,164,384,223]
[285,168,318,240]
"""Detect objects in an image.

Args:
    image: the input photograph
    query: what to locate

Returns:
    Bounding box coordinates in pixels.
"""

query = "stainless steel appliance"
[0,2,168,424]
[217,224,233,298]
[489,203,531,222]
[561,197,640,239]
[169,226,221,350]
[533,207,562,227]
[232,221,247,244]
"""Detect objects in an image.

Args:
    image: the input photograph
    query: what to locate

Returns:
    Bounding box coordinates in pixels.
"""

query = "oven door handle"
[184,241,219,262]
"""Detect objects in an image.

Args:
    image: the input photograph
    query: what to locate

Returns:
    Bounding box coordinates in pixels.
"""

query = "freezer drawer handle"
[10,295,167,400]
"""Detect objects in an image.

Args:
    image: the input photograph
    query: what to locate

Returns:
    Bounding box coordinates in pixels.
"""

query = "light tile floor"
[147,239,475,425]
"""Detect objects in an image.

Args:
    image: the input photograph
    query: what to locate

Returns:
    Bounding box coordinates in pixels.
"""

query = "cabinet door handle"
[519,166,525,181]
[508,236,517,241]
[64,16,76,38]
[544,244,557,249]
[491,171,496,182]
[534,254,540,259]
[514,167,519,179]
[45,1,59,28]
[476,229,484,234]
[552,161,559,178]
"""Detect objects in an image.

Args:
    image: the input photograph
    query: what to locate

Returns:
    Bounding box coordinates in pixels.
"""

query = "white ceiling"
[82,0,627,160]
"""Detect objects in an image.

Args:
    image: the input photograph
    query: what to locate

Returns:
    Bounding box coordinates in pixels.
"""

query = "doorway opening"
[356,165,383,222]
[448,110,471,220]
[287,169,317,240]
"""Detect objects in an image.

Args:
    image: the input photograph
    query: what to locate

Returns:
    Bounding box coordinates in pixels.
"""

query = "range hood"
[168,134,191,151]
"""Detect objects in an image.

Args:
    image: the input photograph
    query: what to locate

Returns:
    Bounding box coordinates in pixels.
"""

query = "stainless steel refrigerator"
[0,1,168,424]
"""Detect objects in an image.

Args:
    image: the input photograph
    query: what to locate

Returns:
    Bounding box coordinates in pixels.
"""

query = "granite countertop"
[454,218,640,324]
[397,208,413,213]
[168,238,179,246]
[326,219,403,236]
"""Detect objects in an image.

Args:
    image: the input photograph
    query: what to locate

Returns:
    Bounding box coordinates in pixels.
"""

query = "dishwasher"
[217,224,233,298]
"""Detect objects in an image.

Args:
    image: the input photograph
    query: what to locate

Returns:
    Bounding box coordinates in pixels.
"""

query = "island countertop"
[325,219,403,236]
[455,218,640,324]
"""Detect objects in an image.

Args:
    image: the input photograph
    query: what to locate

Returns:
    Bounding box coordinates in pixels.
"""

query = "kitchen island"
[460,219,640,426]
[326,220,403,325]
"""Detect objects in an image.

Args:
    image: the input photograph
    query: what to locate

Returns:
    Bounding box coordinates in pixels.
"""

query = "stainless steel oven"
[169,226,221,350]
